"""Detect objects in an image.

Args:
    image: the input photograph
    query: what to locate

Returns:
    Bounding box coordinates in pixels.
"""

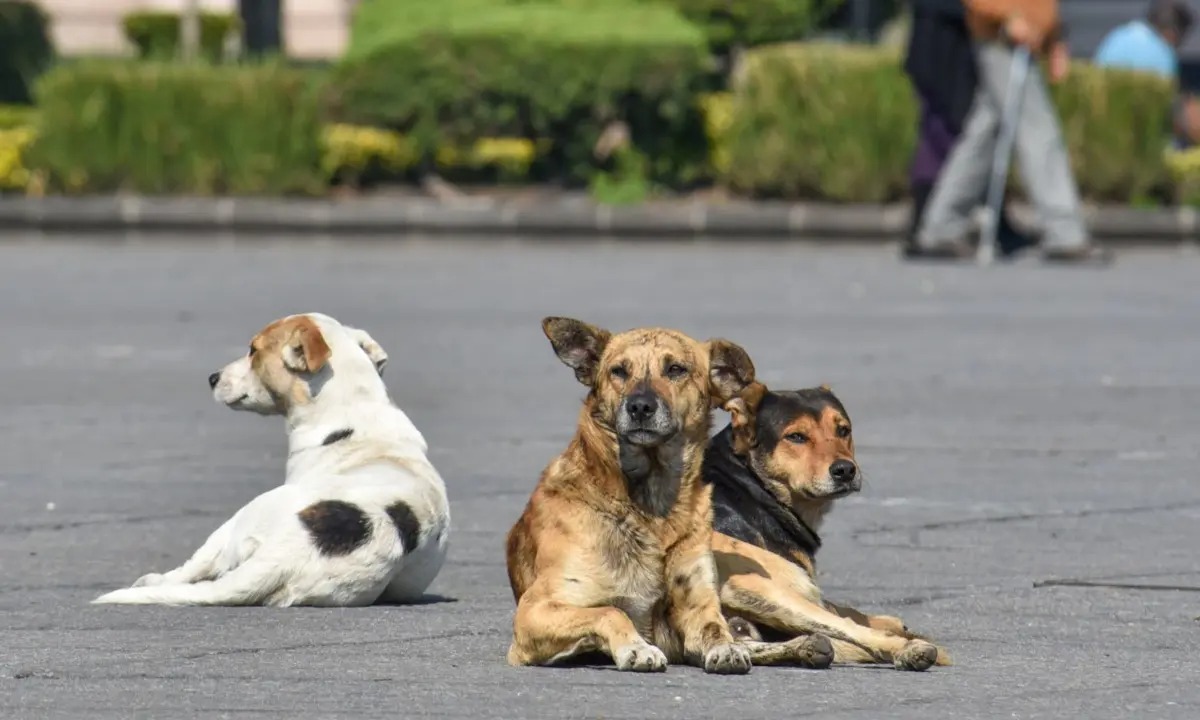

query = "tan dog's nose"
[625,391,659,425]
[208,372,220,389]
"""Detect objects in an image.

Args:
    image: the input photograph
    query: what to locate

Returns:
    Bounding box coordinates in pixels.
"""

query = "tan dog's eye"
[837,425,851,439]
[665,363,688,380]
[610,365,629,381]
[248,345,257,357]
[784,432,807,444]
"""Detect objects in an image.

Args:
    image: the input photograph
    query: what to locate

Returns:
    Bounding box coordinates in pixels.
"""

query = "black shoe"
[902,239,975,261]
[901,182,933,257]
[1041,244,1114,266]
[997,212,1039,259]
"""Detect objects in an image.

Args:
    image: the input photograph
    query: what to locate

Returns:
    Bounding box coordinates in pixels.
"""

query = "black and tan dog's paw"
[894,639,939,671]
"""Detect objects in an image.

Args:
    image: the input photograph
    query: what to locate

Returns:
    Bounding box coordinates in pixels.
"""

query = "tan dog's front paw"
[703,642,752,674]
[614,642,668,672]
[894,640,939,671]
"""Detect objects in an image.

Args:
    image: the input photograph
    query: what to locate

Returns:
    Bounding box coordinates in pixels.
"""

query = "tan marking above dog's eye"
[610,365,629,381]
[665,363,689,380]
[836,425,851,438]
[784,432,808,444]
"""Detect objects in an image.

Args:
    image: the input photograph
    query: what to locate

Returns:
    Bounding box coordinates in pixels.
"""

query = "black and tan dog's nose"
[625,392,659,424]
[208,372,221,389]
[830,459,857,484]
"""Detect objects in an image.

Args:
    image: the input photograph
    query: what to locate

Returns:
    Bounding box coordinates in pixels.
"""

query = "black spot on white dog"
[298,500,370,556]
[321,428,354,446]
[386,501,422,553]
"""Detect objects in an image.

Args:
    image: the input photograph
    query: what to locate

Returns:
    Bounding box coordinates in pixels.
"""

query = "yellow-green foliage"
[0,124,33,190]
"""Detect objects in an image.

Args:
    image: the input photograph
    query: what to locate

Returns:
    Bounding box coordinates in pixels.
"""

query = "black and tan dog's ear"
[724,381,767,455]
[345,326,389,376]
[542,317,612,386]
[706,338,756,407]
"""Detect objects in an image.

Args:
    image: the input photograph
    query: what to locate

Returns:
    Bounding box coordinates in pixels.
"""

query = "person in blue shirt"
[1095,1,1197,147]
[1095,0,1192,81]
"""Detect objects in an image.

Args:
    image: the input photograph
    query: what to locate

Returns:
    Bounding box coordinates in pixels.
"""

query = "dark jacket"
[904,0,979,134]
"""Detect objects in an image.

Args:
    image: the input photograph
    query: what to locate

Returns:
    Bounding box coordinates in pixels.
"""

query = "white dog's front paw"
[132,573,167,587]
[614,642,668,672]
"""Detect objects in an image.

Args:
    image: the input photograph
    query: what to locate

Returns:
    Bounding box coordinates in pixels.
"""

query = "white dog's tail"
[91,556,287,607]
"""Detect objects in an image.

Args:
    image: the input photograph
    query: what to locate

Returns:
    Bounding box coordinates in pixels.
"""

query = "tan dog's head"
[726,385,860,502]
[542,317,755,447]
[209,313,389,416]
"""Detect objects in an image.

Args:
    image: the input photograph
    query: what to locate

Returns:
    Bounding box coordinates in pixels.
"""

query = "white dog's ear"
[281,319,331,374]
[346,327,389,375]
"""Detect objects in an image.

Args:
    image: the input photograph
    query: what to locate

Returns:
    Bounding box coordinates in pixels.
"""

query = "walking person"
[903,0,1035,259]
[914,0,1112,264]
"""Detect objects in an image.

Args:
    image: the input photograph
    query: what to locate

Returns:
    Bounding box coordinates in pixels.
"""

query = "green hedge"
[647,0,843,55]
[122,11,241,61]
[723,43,1174,203]
[0,1,54,105]
[328,0,711,185]
[31,62,323,195]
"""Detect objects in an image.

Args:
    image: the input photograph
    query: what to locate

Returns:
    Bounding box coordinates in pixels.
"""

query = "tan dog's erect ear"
[542,317,612,386]
[346,327,389,376]
[707,339,756,407]
[281,319,332,374]
[723,381,767,455]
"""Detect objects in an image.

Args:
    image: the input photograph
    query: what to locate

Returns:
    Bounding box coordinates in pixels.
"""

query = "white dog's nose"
[208,372,220,389]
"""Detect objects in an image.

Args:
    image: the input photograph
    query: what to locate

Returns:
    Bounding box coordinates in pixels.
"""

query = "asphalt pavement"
[0,235,1197,719]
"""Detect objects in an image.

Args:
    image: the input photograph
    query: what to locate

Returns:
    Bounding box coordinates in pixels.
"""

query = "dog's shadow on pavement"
[377,593,458,606]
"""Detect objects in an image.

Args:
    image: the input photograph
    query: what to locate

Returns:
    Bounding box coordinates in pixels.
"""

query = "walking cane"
[978,45,1032,266]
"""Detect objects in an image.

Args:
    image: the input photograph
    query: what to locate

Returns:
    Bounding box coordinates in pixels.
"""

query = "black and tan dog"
[706,384,950,671]
[505,318,834,673]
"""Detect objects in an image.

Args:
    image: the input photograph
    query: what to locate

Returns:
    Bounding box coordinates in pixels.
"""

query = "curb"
[0,195,1196,243]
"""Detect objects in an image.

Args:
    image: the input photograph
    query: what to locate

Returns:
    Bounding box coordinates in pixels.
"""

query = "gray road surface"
[1,236,1198,719]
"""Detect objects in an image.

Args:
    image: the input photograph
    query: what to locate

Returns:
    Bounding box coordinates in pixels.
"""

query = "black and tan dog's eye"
[665,363,688,380]
[610,365,629,380]
[836,426,851,438]
[784,432,808,444]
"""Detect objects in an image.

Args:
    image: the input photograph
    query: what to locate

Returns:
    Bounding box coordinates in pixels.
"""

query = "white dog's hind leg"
[93,551,288,607]
[133,515,239,587]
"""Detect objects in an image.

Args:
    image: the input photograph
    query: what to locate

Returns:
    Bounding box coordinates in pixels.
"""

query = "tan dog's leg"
[508,583,666,672]
[722,572,941,671]
[665,534,752,674]
[825,600,952,666]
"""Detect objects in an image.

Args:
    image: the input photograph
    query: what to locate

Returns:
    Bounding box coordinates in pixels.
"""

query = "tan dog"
[705,384,949,670]
[504,318,833,674]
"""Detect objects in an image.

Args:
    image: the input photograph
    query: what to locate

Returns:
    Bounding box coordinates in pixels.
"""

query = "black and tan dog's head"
[542,317,755,447]
[726,384,860,504]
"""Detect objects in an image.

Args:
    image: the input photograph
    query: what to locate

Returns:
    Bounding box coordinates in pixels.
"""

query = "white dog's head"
[209,313,389,416]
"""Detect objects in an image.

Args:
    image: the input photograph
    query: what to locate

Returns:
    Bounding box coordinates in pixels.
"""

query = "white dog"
[93,313,450,607]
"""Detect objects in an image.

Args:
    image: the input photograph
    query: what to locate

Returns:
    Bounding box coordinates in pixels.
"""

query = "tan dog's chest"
[561,511,681,636]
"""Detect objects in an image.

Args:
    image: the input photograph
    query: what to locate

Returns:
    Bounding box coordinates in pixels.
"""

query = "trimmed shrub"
[1050,65,1173,203]
[31,61,323,195]
[646,0,844,54]
[724,43,915,202]
[328,0,711,185]
[122,11,241,61]
[724,43,1175,203]
[0,103,36,129]
[0,1,54,105]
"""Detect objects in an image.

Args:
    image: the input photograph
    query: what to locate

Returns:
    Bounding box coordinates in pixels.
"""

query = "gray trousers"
[918,42,1088,250]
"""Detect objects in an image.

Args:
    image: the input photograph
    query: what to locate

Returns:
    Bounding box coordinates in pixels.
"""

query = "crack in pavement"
[1034,579,1200,593]
[0,509,226,536]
